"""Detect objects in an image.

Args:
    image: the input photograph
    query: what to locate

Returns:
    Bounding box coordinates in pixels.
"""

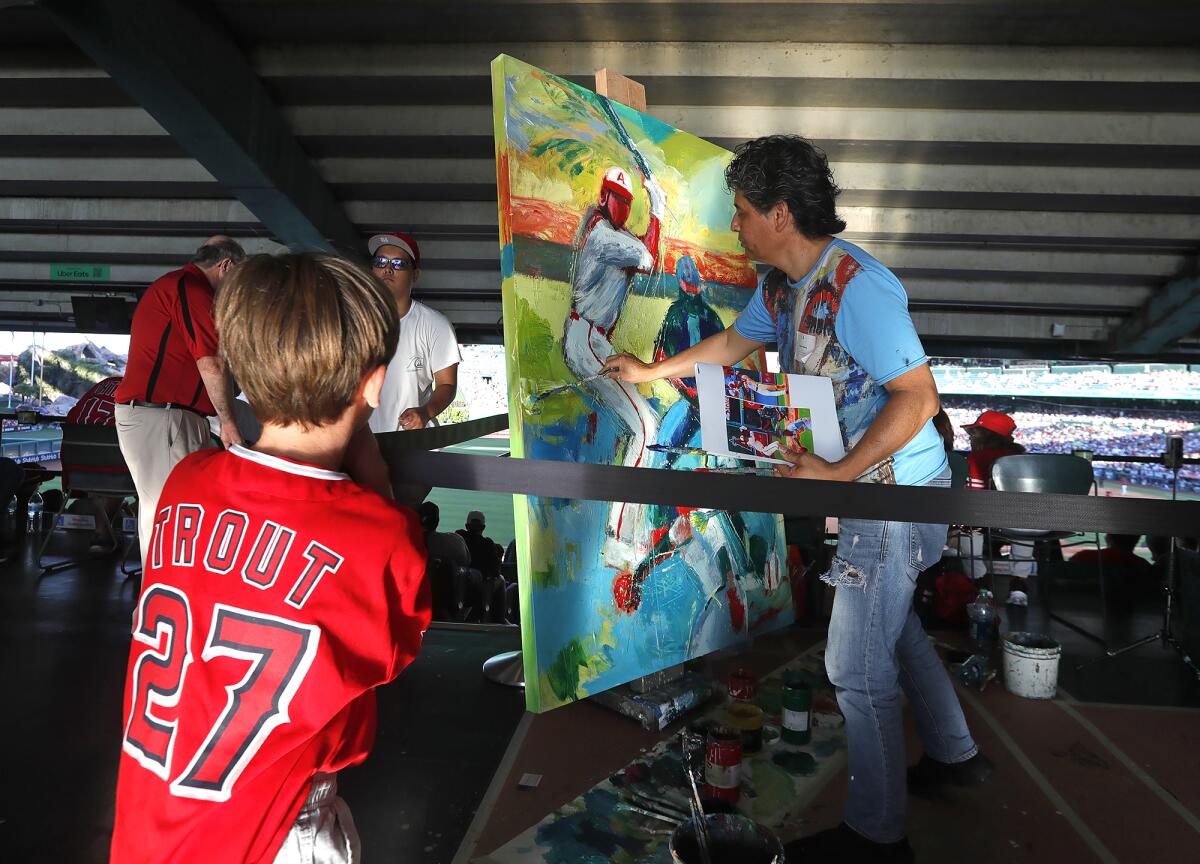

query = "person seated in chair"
[65,375,126,549]
[457,510,500,581]
[954,409,1037,606]
[1073,533,1155,602]
[456,511,507,622]
[1072,533,1151,572]
[962,409,1024,488]
[0,456,24,553]
[418,502,469,569]
[417,502,470,621]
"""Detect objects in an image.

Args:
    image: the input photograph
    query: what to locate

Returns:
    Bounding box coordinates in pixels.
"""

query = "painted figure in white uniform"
[564,166,666,567]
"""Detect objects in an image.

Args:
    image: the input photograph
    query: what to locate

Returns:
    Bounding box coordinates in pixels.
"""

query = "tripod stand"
[1079,437,1200,681]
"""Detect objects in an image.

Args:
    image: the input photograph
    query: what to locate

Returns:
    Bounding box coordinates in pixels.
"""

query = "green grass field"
[2,426,65,462]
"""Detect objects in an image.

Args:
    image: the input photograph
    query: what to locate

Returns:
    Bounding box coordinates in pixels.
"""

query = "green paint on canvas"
[547,637,588,702]
[532,558,563,591]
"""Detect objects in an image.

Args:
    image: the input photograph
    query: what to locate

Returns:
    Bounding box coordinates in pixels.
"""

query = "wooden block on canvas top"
[595,68,647,113]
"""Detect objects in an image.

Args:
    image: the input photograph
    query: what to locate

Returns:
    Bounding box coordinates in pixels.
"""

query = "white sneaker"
[1007,589,1028,607]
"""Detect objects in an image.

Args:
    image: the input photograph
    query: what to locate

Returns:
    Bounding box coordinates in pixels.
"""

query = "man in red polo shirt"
[115,237,245,562]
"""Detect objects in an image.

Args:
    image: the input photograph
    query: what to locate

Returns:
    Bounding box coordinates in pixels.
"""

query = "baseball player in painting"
[651,255,726,468]
[564,166,666,565]
[110,254,431,864]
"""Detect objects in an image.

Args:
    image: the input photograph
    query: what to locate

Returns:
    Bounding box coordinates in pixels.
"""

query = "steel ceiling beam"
[1111,273,1200,354]
[36,0,361,256]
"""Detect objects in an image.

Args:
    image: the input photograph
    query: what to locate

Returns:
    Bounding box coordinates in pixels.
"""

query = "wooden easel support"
[595,68,647,113]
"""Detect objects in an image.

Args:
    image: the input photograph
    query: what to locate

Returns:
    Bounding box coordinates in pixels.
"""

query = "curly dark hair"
[724,135,847,238]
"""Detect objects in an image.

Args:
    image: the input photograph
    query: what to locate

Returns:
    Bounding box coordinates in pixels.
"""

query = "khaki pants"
[114,403,215,564]
[273,773,359,864]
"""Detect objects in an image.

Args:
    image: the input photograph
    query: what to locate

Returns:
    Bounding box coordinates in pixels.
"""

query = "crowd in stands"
[943,400,1200,493]
[454,345,508,420]
[932,360,1200,401]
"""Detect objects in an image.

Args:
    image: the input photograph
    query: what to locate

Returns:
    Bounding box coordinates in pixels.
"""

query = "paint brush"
[626,788,690,819]
[616,801,682,826]
[624,791,689,822]
[647,444,710,456]
[523,371,611,410]
[683,740,713,864]
[689,798,713,864]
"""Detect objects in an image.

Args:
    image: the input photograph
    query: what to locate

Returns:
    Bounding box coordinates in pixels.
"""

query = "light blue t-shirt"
[734,238,947,486]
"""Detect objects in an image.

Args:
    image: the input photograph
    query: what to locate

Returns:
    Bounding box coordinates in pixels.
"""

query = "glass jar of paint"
[781,676,812,746]
[725,702,764,754]
[704,725,743,803]
[727,666,758,702]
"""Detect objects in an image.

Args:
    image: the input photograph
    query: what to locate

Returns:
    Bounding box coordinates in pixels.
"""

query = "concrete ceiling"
[1,0,1198,360]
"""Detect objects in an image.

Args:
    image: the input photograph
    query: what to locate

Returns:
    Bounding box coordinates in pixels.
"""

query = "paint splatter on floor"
[773,751,817,776]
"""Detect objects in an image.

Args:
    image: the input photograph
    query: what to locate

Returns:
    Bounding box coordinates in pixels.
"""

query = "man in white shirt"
[366,231,462,433]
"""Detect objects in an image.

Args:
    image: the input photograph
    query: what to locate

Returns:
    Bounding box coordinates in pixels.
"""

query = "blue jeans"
[823,478,978,842]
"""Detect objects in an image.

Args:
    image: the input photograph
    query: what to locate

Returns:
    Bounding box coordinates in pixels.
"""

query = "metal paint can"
[704,725,743,803]
[669,813,783,864]
[781,675,812,745]
[727,666,758,701]
[725,702,764,754]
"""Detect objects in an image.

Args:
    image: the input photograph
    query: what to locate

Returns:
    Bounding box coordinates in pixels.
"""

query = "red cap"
[963,409,1016,438]
[367,232,420,270]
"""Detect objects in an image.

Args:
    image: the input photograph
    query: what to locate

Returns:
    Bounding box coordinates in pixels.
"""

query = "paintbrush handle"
[527,372,608,404]
[616,802,681,826]
[628,789,689,819]
[690,799,713,864]
[626,791,689,820]
[686,765,713,864]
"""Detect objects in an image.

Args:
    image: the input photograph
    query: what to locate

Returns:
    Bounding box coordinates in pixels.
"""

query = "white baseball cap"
[601,166,634,201]
[367,232,420,269]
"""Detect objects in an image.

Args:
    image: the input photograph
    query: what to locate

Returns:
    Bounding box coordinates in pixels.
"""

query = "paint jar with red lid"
[727,667,758,702]
[704,725,743,803]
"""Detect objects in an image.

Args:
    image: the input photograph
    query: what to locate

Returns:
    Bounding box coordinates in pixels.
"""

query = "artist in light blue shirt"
[604,136,986,862]
[733,236,947,486]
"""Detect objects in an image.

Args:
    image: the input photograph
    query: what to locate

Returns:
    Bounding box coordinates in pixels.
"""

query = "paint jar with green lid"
[781,675,812,745]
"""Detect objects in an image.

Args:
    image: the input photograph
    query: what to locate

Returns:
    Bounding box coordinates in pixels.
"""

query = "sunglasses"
[371,255,413,272]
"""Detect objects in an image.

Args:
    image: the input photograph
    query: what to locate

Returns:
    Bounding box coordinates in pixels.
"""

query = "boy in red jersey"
[110,253,431,863]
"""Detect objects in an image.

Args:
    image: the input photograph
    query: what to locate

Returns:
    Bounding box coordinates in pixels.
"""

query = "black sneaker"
[784,823,914,864]
[908,751,994,796]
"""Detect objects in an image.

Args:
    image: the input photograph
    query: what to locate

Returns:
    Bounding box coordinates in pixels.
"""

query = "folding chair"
[428,556,469,622]
[988,453,1103,641]
[948,451,969,490]
[39,424,140,578]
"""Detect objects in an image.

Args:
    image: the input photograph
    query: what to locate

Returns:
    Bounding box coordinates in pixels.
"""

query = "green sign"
[50,263,110,281]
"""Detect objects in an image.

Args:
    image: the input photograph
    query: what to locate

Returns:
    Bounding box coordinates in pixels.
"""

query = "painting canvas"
[492,54,792,712]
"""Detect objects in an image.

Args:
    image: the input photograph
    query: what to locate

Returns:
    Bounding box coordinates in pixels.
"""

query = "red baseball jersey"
[116,263,221,415]
[67,375,121,426]
[111,445,431,863]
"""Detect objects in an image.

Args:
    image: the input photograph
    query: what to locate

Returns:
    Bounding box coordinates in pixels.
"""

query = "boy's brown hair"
[216,253,399,428]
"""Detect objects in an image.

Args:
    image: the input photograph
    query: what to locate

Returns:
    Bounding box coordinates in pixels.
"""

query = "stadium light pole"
[28,335,35,409]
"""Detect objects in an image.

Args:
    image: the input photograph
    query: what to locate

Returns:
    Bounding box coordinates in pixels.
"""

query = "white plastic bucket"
[1002,632,1062,699]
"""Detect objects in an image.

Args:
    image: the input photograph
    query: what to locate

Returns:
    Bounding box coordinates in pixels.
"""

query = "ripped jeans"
[824,477,978,843]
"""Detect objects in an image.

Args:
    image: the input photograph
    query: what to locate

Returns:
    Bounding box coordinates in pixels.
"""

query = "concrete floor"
[1,531,1197,863]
